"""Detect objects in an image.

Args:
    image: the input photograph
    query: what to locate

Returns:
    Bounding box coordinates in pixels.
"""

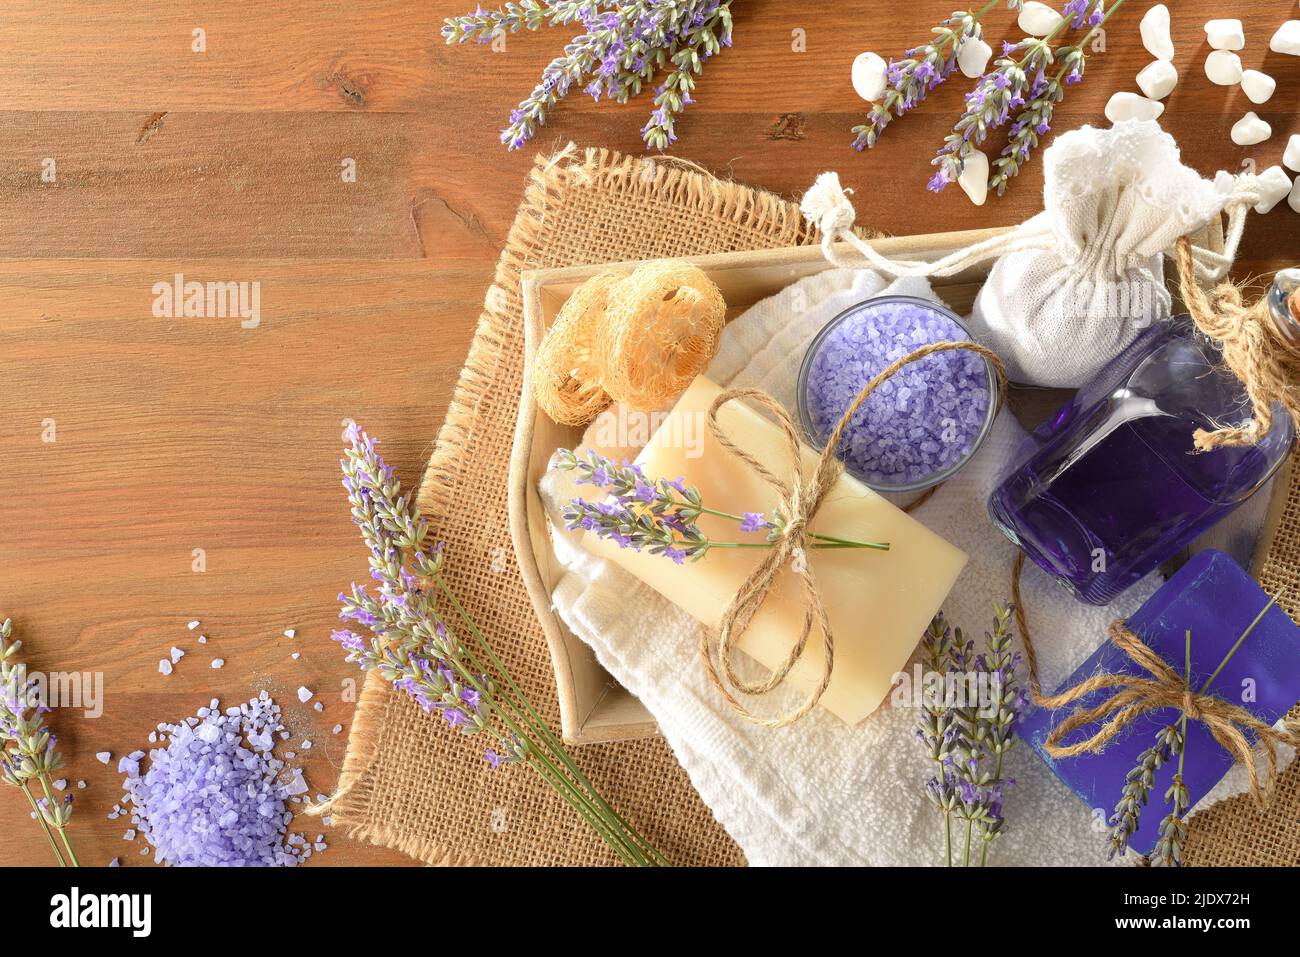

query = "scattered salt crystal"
[109,857,120,867]
[315,794,327,803]
[211,658,225,669]
[279,730,290,740]
[291,652,301,660]
[187,620,200,631]
[332,724,342,735]
[198,635,207,644]
[169,646,184,663]
[76,780,86,790]
[283,629,296,639]
[285,751,296,759]
[158,659,173,676]
[313,702,323,713]
[52,778,67,791]
[297,686,313,703]
[96,751,112,765]
[123,828,136,840]
[301,740,312,750]
[323,815,332,826]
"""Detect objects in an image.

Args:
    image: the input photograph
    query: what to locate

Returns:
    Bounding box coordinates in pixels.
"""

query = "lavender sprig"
[1106,723,1183,861]
[929,31,1061,191]
[553,447,890,563]
[989,0,1122,194]
[851,2,1013,151]
[335,425,667,866]
[0,619,79,867]
[444,1,735,151]
[917,613,961,866]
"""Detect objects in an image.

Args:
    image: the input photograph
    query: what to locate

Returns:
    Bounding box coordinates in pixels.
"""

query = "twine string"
[1174,235,1300,451]
[702,340,1007,727]
[1010,555,1299,806]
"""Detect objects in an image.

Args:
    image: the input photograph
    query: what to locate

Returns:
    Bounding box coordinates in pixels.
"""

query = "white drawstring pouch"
[800,120,1260,388]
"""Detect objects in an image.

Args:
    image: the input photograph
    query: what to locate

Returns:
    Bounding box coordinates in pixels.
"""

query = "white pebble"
[1205,50,1243,86]
[1255,166,1293,214]
[1241,70,1277,105]
[282,629,296,639]
[851,51,888,102]
[1136,60,1178,100]
[96,751,111,764]
[1270,21,1300,56]
[1105,91,1165,124]
[158,659,173,676]
[187,620,200,631]
[1290,176,1300,214]
[957,36,992,78]
[1285,134,1300,173]
[1204,19,1245,51]
[958,149,989,206]
[210,658,225,669]
[297,686,313,703]
[1231,112,1272,146]
[169,646,184,663]
[1141,4,1175,61]
[1018,1,1063,37]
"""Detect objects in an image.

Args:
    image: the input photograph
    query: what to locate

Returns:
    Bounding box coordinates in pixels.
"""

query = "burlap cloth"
[321,145,1300,866]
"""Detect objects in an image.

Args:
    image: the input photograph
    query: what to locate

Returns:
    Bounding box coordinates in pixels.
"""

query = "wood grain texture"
[0,0,1297,867]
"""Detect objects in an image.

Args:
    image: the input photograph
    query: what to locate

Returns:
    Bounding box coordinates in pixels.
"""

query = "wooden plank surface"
[0,0,1297,867]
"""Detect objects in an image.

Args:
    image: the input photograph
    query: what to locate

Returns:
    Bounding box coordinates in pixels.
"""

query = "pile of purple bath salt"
[800,297,993,489]
[116,692,321,866]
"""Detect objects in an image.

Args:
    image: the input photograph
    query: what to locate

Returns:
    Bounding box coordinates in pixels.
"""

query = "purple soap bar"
[1020,549,1300,856]
[796,295,995,492]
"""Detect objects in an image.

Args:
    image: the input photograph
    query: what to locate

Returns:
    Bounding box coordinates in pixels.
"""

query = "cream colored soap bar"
[583,376,968,725]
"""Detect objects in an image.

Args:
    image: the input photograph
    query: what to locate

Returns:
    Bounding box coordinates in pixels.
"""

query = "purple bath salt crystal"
[297,686,313,703]
[797,296,995,491]
[158,659,173,676]
[113,694,325,867]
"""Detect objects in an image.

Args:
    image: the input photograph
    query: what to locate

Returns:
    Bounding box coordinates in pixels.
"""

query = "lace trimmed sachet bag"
[801,120,1262,387]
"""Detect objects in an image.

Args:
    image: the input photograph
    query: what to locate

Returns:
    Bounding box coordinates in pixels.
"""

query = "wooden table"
[0,1,1295,867]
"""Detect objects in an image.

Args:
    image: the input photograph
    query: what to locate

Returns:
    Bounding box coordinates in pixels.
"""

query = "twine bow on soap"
[1034,620,1300,806]
[1175,234,1300,451]
[701,341,1007,728]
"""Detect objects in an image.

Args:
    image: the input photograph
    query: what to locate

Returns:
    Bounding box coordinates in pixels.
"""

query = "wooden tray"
[508,228,1008,745]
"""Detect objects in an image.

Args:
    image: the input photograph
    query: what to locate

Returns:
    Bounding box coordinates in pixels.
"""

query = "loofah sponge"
[533,260,726,425]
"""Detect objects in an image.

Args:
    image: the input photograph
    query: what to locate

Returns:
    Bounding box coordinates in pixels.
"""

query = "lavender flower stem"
[433,574,668,866]
[36,771,79,866]
[21,781,66,866]
[669,500,888,549]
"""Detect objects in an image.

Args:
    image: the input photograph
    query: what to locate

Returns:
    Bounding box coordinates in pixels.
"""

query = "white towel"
[538,267,1251,865]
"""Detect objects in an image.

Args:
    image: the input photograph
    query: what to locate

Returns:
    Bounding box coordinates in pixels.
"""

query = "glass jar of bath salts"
[796,295,1000,493]
[989,279,1298,606]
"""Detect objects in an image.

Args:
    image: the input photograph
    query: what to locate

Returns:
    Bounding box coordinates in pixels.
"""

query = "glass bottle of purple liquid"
[989,278,1298,606]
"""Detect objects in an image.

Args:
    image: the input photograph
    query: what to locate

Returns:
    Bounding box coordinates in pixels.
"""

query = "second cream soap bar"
[584,376,968,726]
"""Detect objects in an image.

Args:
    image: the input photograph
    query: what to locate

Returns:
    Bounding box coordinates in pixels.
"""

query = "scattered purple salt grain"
[799,297,995,490]
[114,693,325,866]
[158,659,173,676]
[198,635,207,644]
[283,629,296,639]
[76,780,86,790]
[52,778,67,791]
[169,646,184,663]
[187,620,200,630]
[96,751,112,764]
[123,828,136,840]
[331,724,342,735]
[301,740,312,750]
[290,652,301,660]
[313,702,323,713]
[109,857,120,867]
[211,658,225,669]
[297,686,313,703]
